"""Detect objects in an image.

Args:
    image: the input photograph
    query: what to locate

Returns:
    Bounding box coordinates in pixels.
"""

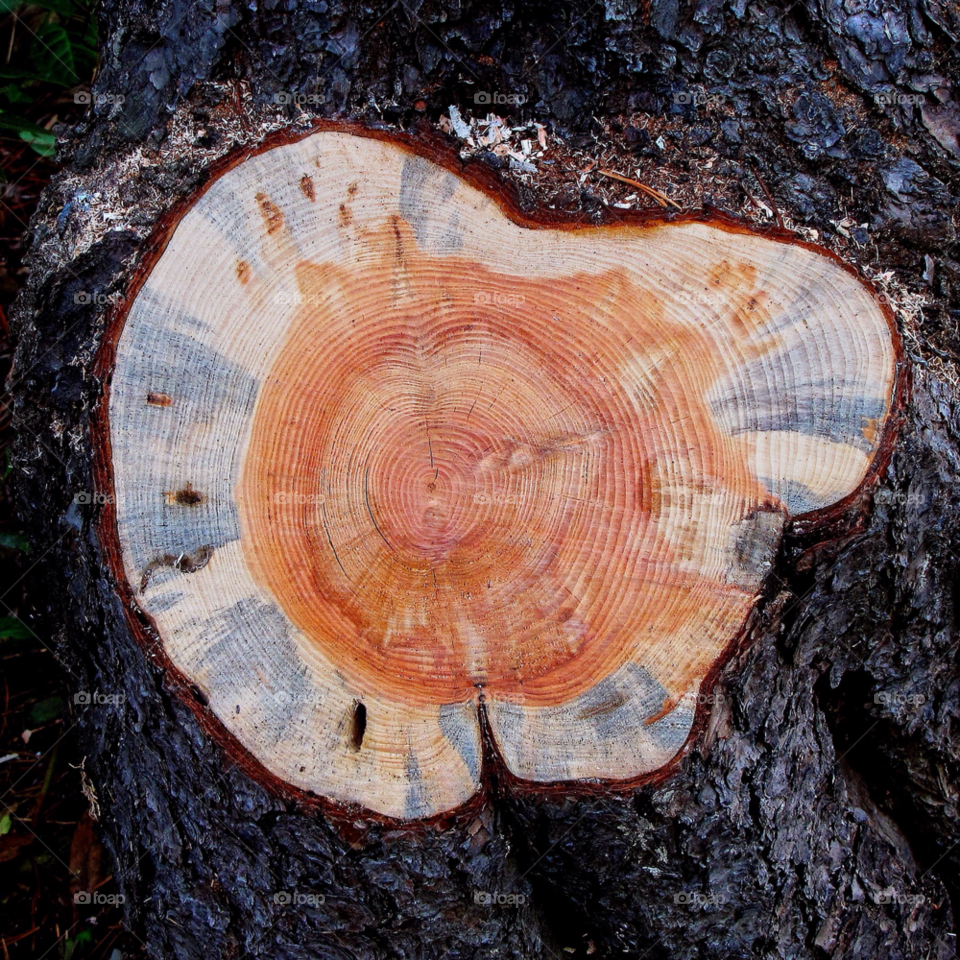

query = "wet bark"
[9,0,960,957]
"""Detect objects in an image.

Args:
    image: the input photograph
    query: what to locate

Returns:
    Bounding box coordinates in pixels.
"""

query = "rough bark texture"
[8,0,960,957]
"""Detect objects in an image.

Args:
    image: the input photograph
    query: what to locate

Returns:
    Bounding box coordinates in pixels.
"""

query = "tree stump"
[102,127,898,820]
[10,0,960,956]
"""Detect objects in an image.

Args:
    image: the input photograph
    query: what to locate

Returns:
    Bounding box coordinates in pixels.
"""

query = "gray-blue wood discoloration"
[726,508,784,587]
[404,751,430,819]
[709,338,887,452]
[760,477,823,514]
[574,664,668,738]
[438,702,482,782]
[195,597,316,744]
[399,154,465,254]
[112,298,259,575]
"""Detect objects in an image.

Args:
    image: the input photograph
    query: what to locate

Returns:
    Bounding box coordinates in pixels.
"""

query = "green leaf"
[0,83,34,105]
[0,812,11,836]
[0,617,32,640]
[27,696,62,726]
[0,531,30,552]
[0,113,48,135]
[31,20,76,86]
[0,1,24,13]
[0,66,58,82]
[80,13,97,49]
[71,45,98,77]
[30,0,76,15]
[19,126,56,156]
[63,929,92,960]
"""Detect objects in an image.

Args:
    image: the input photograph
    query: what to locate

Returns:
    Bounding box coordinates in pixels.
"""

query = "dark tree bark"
[9,0,960,957]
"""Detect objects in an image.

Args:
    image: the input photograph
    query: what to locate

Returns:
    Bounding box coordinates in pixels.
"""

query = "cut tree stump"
[99,126,900,820]
[12,0,960,954]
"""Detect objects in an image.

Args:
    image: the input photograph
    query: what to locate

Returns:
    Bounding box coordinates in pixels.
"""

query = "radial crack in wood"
[103,127,899,820]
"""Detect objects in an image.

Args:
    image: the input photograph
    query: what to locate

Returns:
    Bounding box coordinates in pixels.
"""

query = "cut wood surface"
[104,128,899,819]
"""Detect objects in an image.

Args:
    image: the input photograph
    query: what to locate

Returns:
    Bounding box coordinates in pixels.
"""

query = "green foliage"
[18,124,55,153]
[32,19,76,86]
[0,615,33,639]
[0,530,30,551]
[27,694,62,725]
[0,1,98,158]
[62,928,93,960]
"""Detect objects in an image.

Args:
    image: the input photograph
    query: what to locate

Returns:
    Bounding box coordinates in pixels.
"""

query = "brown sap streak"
[255,192,284,234]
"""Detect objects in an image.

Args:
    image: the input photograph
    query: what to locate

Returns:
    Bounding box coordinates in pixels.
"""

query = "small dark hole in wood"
[350,701,367,751]
[178,544,214,573]
[174,483,204,506]
[139,545,214,592]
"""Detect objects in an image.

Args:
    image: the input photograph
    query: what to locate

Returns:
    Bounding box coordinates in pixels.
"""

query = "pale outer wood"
[108,130,897,819]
